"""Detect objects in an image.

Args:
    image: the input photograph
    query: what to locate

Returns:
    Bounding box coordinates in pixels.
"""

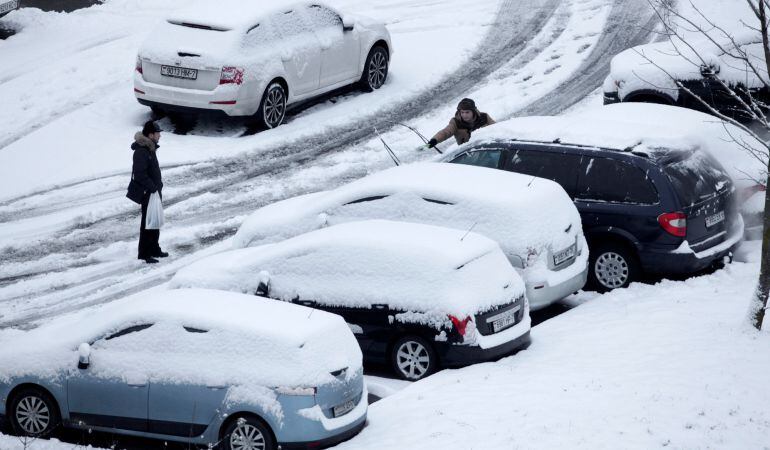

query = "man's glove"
[427,138,438,148]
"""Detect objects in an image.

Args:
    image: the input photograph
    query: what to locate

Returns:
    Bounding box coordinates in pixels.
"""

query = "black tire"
[8,387,61,438]
[390,335,437,381]
[359,46,389,92]
[167,112,197,135]
[150,105,166,120]
[221,415,275,450]
[588,242,641,292]
[256,82,287,129]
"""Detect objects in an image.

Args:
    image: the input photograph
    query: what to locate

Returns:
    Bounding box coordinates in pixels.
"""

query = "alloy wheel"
[396,340,431,380]
[263,85,286,129]
[230,422,267,450]
[15,395,51,435]
[595,251,630,289]
[367,50,388,89]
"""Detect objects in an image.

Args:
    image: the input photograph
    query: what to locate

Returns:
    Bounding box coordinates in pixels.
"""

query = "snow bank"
[446,102,765,189]
[172,220,525,321]
[335,242,770,449]
[0,435,106,450]
[233,162,584,284]
[0,288,362,392]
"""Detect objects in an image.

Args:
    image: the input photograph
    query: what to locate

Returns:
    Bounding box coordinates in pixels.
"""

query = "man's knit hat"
[142,120,161,137]
[457,98,476,111]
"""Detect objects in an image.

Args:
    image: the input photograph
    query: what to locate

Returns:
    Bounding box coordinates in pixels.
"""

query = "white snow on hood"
[172,220,525,320]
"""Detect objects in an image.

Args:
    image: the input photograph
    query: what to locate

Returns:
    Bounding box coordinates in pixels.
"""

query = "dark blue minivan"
[444,139,743,291]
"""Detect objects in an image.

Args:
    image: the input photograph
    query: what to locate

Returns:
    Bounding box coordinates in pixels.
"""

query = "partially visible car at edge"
[0,288,366,450]
[134,0,392,129]
[0,0,20,18]
[170,220,532,381]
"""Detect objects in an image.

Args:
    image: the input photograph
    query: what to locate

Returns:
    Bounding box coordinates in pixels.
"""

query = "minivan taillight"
[135,56,143,74]
[220,66,244,85]
[448,315,471,336]
[658,212,687,237]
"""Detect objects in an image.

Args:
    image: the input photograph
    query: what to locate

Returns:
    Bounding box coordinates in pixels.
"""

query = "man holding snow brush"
[126,120,167,264]
[427,98,496,148]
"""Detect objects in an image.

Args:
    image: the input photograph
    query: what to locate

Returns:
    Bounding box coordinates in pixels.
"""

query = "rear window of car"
[577,156,659,204]
[659,149,731,207]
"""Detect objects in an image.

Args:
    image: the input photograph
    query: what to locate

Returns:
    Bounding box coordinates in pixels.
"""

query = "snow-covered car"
[232,162,588,311]
[603,32,768,119]
[134,1,392,128]
[0,0,19,18]
[0,289,366,450]
[170,220,532,381]
[441,103,752,290]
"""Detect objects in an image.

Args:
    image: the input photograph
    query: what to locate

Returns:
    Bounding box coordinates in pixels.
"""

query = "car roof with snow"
[172,220,525,318]
[166,0,337,31]
[232,162,581,258]
[0,288,361,389]
[443,103,764,185]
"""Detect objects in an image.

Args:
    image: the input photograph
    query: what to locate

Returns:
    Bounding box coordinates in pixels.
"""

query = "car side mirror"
[78,343,91,370]
[342,16,354,32]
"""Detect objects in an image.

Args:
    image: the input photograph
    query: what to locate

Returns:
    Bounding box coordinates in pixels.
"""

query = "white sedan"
[232,162,589,311]
[134,1,392,128]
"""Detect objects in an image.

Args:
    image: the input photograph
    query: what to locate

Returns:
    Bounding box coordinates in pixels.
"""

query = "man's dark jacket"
[127,132,162,203]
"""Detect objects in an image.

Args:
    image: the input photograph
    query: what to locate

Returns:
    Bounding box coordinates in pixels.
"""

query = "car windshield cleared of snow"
[659,149,731,206]
[452,149,503,169]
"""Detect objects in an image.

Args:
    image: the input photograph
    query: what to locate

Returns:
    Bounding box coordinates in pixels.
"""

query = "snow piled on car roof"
[172,220,525,321]
[0,289,361,401]
[456,103,764,187]
[232,163,582,281]
[166,0,317,31]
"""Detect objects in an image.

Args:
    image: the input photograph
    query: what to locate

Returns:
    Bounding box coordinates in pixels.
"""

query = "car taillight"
[658,212,687,237]
[448,315,471,336]
[220,66,244,85]
[135,56,143,74]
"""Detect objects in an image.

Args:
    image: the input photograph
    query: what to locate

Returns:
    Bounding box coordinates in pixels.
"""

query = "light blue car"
[0,288,367,450]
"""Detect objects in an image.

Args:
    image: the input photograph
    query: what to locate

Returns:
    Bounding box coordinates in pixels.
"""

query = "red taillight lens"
[135,56,143,74]
[658,212,687,237]
[448,315,471,336]
[220,66,244,85]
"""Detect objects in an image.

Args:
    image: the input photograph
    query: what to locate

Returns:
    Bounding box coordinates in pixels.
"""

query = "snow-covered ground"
[1,0,769,448]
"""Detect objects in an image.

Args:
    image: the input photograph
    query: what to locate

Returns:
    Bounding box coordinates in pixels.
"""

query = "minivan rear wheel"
[391,335,436,381]
[221,415,275,450]
[589,243,640,291]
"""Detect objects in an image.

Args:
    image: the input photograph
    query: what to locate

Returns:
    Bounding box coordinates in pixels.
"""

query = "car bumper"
[603,91,620,105]
[438,314,532,368]
[526,265,588,310]
[134,75,256,116]
[639,218,744,274]
[280,419,366,450]
[283,385,367,448]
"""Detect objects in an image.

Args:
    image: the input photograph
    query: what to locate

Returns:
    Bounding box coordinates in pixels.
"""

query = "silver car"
[134,1,392,128]
[0,0,19,18]
[0,288,367,450]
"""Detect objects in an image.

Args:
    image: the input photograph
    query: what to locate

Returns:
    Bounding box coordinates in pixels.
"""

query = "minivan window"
[577,157,658,204]
[506,149,582,197]
[660,150,731,207]
[452,149,502,169]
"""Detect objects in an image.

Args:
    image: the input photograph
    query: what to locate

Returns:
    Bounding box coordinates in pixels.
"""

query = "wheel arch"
[622,89,676,105]
[386,329,441,368]
[585,227,642,254]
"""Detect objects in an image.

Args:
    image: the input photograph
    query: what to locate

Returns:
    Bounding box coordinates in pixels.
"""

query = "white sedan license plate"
[706,211,725,228]
[553,244,577,266]
[0,0,17,13]
[490,308,517,333]
[333,399,356,417]
[160,65,198,80]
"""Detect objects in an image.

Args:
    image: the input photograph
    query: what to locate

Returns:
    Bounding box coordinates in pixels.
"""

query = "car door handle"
[127,382,147,387]
[207,385,226,390]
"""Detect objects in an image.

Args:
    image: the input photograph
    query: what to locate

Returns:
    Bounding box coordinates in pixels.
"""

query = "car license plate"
[160,65,198,80]
[706,211,725,227]
[0,0,17,13]
[489,307,518,333]
[333,399,356,417]
[553,243,577,266]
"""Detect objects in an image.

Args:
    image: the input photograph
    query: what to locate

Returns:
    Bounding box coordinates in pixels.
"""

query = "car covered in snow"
[0,0,19,18]
[231,162,588,311]
[0,289,366,450]
[441,103,749,290]
[603,32,768,119]
[170,220,532,381]
[134,0,391,128]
